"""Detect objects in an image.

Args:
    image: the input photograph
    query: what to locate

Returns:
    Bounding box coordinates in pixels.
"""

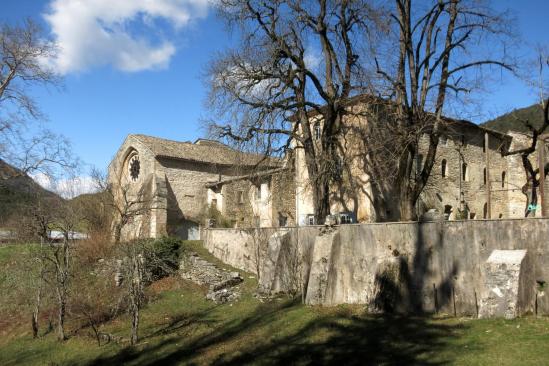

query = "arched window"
[125,150,140,182]
[483,168,487,185]
[483,202,488,219]
[441,159,447,178]
[462,163,468,181]
[501,171,506,188]
[444,205,453,220]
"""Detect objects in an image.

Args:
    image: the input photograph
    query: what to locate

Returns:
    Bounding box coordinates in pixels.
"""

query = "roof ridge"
[131,133,193,146]
[128,133,282,167]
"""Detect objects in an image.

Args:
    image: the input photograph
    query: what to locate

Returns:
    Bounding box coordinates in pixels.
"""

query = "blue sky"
[2,0,549,183]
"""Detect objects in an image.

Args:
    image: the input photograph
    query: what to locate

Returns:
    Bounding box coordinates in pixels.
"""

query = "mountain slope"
[0,159,60,225]
[482,103,545,134]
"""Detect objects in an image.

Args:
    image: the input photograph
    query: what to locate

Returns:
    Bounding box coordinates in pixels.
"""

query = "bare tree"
[48,199,89,340]
[370,0,514,220]
[19,188,87,341]
[92,168,154,244]
[206,0,383,224]
[0,19,74,178]
[207,1,515,223]
[120,241,146,345]
[18,194,60,338]
[116,239,178,345]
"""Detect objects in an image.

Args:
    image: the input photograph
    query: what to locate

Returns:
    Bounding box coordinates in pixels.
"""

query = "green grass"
[0,243,29,263]
[1,241,549,365]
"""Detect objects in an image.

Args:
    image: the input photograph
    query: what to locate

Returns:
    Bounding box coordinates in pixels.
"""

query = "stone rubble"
[179,252,243,304]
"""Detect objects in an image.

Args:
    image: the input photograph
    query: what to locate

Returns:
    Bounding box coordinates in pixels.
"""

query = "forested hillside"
[482,103,545,134]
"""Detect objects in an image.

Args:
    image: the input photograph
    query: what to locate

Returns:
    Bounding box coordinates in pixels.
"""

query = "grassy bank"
[1,242,549,365]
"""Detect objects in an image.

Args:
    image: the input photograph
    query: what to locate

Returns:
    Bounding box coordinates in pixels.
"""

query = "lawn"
[1,242,549,365]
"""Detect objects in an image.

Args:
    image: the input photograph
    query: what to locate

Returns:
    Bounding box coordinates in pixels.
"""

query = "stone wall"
[293,104,548,223]
[270,167,297,227]
[203,218,549,316]
[417,124,512,220]
[157,158,244,224]
[216,167,296,228]
[108,136,165,241]
[221,179,256,228]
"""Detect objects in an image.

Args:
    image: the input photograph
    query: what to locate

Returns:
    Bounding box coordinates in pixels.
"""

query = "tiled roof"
[130,134,280,167]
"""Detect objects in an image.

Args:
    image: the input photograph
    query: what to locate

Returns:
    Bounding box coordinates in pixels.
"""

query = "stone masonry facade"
[294,99,549,223]
[109,100,548,242]
[108,135,296,242]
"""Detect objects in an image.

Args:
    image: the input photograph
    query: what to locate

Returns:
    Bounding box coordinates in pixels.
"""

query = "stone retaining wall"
[203,219,549,316]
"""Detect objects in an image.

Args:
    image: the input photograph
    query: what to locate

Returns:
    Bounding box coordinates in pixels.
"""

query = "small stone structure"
[479,249,533,319]
[179,251,243,303]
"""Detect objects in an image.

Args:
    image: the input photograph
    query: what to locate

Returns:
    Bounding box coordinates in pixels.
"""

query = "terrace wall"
[203,218,549,315]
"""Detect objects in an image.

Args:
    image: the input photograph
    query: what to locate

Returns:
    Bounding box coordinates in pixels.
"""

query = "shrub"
[200,204,234,228]
[147,237,182,280]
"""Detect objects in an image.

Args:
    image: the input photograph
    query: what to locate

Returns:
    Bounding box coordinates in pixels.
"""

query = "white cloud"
[44,0,210,73]
[304,47,321,70]
[32,173,98,199]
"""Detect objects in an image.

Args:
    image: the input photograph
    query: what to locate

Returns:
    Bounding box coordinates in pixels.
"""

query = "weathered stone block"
[479,249,533,319]
[305,229,338,305]
[258,231,285,293]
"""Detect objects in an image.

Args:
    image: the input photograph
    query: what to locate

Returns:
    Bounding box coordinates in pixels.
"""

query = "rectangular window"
[211,198,218,209]
[278,214,288,227]
[417,154,423,174]
[338,212,354,224]
[307,215,315,225]
[314,123,321,140]
[335,156,343,178]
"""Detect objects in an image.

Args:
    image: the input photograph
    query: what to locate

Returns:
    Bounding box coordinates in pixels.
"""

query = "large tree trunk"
[313,173,331,225]
[299,107,332,225]
[398,191,416,221]
[522,154,539,217]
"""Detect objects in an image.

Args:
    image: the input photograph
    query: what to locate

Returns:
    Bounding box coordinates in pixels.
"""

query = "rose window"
[128,155,140,181]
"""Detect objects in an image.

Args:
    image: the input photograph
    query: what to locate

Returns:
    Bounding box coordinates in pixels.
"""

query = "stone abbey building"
[295,99,548,224]
[109,102,547,240]
[108,134,295,241]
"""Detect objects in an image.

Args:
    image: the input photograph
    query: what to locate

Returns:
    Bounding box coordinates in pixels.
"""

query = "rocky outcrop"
[179,252,243,303]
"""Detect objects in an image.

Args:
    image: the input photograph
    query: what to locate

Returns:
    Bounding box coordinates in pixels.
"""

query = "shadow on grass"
[82,297,463,366]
